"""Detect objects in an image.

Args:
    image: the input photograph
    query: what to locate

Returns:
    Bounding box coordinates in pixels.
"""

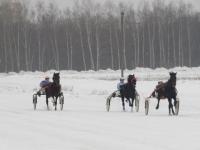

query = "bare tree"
[0,0,199,72]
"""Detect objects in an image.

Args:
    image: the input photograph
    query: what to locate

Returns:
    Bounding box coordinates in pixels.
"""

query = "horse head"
[127,74,136,86]
[169,72,177,87]
[53,72,60,85]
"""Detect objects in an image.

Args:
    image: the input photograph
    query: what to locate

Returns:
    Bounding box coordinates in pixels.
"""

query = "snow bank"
[0,67,200,94]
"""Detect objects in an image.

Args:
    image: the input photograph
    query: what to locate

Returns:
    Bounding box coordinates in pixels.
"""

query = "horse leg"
[173,97,177,107]
[129,97,134,107]
[52,97,57,110]
[168,98,175,115]
[156,98,160,109]
[46,96,49,110]
[127,98,131,107]
[121,97,125,111]
[54,97,58,111]
[171,100,175,115]
[132,97,134,107]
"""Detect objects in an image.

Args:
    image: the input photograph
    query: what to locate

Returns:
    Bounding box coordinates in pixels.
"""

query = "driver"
[37,76,50,96]
[112,77,125,97]
[117,77,125,91]
[40,76,50,88]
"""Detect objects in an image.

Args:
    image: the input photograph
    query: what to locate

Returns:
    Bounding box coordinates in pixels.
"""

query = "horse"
[149,72,177,115]
[45,72,61,110]
[120,75,136,111]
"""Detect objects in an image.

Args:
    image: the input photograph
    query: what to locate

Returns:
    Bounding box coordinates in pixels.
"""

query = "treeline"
[0,0,200,72]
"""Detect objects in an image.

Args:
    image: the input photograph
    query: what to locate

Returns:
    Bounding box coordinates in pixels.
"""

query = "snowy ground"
[0,68,200,150]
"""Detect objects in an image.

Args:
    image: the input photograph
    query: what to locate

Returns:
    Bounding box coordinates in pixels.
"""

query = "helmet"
[120,77,124,81]
[45,76,50,80]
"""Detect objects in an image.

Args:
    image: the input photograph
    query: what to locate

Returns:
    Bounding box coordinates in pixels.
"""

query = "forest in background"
[0,0,200,72]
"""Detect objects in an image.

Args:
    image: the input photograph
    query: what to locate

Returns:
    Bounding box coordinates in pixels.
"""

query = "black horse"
[120,75,136,111]
[150,72,177,115]
[45,72,61,110]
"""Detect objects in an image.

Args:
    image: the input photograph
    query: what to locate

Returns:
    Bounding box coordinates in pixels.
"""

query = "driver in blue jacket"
[40,76,50,88]
[37,76,50,96]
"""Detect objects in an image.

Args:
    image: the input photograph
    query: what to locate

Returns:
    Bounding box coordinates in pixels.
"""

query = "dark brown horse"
[149,72,177,115]
[120,75,137,111]
[45,72,61,110]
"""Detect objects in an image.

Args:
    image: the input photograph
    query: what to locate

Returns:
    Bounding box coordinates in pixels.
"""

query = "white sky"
[28,0,200,11]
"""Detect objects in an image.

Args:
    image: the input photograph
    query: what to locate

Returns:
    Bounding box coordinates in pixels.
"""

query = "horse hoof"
[156,106,159,110]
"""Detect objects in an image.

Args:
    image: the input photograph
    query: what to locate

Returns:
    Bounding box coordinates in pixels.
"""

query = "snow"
[0,67,200,150]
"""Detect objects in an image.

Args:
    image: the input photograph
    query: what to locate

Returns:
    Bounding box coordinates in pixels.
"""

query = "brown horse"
[45,72,61,110]
[149,72,177,115]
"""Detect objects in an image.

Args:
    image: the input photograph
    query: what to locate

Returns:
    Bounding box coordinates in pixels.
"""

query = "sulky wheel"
[59,93,64,111]
[33,94,37,110]
[135,94,140,112]
[106,95,112,112]
[175,98,180,116]
[145,98,149,115]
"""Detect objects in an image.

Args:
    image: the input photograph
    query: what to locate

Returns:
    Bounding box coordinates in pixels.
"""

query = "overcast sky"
[29,0,200,11]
